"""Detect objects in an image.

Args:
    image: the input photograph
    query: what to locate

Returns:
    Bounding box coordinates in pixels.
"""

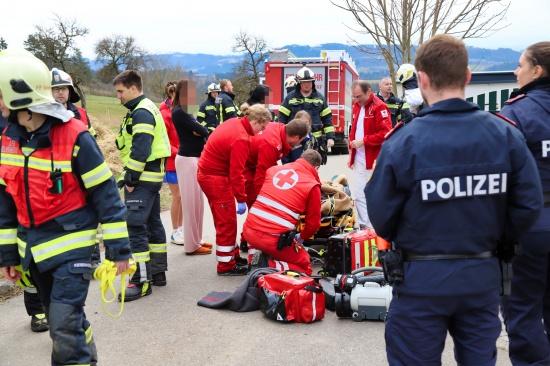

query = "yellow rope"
[93,259,136,318]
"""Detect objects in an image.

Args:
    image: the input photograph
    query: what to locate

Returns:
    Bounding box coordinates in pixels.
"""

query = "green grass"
[82,94,128,128]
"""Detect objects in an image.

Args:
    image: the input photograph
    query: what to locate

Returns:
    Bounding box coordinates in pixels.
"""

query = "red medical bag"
[258,271,325,323]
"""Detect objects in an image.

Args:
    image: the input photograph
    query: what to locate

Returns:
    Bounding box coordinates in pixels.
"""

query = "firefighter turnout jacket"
[0,117,132,273]
[246,158,322,240]
[117,95,171,187]
[197,95,220,134]
[376,91,413,127]
[215,91,242,123]
[278,89,335,140]
[68,101,97,137]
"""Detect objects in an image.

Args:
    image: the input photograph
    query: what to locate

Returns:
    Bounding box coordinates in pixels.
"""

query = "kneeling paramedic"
[242,149,322,275]
[0,49,132,366]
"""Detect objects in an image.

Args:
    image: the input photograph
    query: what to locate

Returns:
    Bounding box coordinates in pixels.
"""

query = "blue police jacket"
[365,98,543,296]
[501,78,550,232]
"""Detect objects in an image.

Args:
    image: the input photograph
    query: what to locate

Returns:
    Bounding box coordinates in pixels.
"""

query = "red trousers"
[242,225,312,276]
[198,173,240,272]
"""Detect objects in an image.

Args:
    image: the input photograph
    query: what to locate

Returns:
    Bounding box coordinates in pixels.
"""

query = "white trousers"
[352,162,372,228]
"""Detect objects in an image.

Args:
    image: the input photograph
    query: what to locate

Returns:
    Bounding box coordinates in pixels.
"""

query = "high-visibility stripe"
[149,243,167,253]
[256,195,300,219]
[320,107,332,117]
[127,158,146,172]
[279,106,291,116]
[1,154,24,167]
[273,260,289,271]
[197,111,206,118]
[133,251,150,263]
[132,123,155,136]
[216,244,237,253]
[73,145,80,157]
[31,230,97,263]
[312,292,317,321]
[81,162,113,189]
[0,228,17,245]
[85,325,93,344]
[17,237,26,259]
[139,171,165,183]
[323,126,335,133]
[205,106,216,111]
[0,177,5,186]
[249,207,295,229]
[1,153,72,172]
[225,106,236,113]
[216,255,232,262]
[101,222,128,240]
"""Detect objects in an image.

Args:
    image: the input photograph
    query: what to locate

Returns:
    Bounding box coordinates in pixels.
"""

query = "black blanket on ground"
[197,268,278,312]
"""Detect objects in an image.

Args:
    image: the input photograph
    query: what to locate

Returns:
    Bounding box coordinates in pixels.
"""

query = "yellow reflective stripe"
[1,154,24,167]
[205,106,216,111]
[1,154,72,172]
[0,228,17,245]
[149,243,167,253]
[17,237,26,258]
[132,123,155,136]
[73,145,80,158]
[312,131,322,138]
[197,111,206,118]
[81,162,113,189]
[89,126,96,137]
[208,126,215,132]
[0,177,5,186]
[225,106,236,113]
[31,230,97,263]
[320,107,331,117]
[323,126,335,133]
[200,121,207,127]
[21,147,35,156]
[139,171,165,182]
[133,251,150,263]
[289,97,325,105]
[101,222,128,240]
[85,324,93,343]
[127,158,146,172]
[279,106,291,116]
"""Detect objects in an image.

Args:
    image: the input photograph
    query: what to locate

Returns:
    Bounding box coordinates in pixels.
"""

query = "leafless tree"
[231,30,269,105]
[24,14,92,107]
[94,35,148,84]
[332,0,510,92]
[141,55,188,101]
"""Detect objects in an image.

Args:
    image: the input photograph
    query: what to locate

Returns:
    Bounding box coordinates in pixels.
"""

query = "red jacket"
[349,93,392,169]
[245,122,291,198]
[197,116,254,202]
[159,98,179,172]
[245,158,321,239]
[0,119,88,227]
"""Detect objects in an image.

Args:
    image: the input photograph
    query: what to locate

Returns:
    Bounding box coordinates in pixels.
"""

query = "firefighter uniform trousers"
[243,226,312,276]
[197,173,240,272]
[124,184,167,283]
[28,258,97,366]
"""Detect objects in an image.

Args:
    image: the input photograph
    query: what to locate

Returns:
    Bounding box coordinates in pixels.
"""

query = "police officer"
[113,70,171,301]
[377,76,413,126]
[278,66,335,164]
[500,41,550,366]
[0,48,132,366]
[365,35,543,365]
[215,79,242,123]
[197,83,220,134]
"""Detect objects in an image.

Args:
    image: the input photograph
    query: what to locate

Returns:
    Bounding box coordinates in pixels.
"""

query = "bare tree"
[332,0,510,92]
[94,35,148,84]
[141,55,188,101]
[0,37,7,51]
[231,30,269,105]
[24,14,92,107]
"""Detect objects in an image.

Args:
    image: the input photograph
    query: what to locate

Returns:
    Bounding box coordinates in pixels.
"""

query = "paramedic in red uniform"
[242,149,323,275]
[197,104,272,276]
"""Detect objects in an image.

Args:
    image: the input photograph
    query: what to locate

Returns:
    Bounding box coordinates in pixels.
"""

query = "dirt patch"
[0,272,22,303]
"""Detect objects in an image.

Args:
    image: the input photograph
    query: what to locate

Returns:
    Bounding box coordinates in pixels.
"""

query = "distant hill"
[89,43,521,79]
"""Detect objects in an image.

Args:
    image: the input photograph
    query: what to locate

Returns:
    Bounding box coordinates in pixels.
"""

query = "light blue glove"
[295,233,304,244]
[236,202,247,215]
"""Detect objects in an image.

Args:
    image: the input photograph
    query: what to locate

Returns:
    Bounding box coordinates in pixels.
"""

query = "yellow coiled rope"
[93,259,136,318]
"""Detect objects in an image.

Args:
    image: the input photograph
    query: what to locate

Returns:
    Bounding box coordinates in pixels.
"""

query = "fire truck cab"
[264,49,359,155]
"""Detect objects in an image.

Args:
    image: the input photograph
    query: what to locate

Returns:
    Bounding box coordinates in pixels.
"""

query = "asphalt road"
[0,154,511,366]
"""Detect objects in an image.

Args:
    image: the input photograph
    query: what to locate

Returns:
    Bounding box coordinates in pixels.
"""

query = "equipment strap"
[93,259,137,318]
[403,251,494,261]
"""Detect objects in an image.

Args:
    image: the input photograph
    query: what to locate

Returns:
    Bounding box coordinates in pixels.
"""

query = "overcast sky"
[2,0,548,58]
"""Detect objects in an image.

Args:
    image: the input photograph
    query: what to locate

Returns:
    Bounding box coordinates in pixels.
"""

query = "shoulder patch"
[493,112,517,127]
[384,122,404,139]
[504,94,526,105]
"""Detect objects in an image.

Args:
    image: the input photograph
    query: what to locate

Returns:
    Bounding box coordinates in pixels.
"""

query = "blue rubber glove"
[295,233,304,244]
[236,202,247,215]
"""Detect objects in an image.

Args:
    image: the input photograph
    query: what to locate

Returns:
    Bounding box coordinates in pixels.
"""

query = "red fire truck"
[264,49,359,154]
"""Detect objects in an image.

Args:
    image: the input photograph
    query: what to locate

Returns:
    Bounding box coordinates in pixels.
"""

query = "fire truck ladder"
[327,58,341,126]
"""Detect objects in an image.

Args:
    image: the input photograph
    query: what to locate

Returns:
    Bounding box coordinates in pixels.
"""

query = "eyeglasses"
[352,94,365,99]
[52,86,69,92]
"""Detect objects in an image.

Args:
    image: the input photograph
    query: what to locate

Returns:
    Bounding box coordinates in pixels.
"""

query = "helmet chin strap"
[27,109,33,121]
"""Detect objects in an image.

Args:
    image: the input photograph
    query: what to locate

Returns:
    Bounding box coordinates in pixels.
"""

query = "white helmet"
[206,82,221,95]
[296,67,315,82]
[51,68,80,103]
[0,49,55,110]
[284,75,297,89]
[395,63,417,84]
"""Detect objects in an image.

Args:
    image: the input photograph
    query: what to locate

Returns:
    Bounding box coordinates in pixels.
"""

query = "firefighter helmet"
[51,67,80,103]
[284,75,297,89]
[206,82,221,94]
[395,63,417,84]
[296,67,315,82]
[0,48,55,110]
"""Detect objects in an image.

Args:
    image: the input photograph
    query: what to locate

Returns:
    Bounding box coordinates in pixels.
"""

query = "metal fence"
[466,88,518,112]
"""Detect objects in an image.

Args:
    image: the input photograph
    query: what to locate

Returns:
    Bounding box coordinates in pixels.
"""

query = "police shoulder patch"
[504,94,526,105]
[493,112,517,127]
[384,122,404,139]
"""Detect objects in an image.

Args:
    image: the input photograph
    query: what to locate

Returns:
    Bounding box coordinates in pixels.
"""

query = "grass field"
[84,94,128,130]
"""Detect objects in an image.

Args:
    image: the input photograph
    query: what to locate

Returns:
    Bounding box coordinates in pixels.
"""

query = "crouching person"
[242,150,322,275]
[0,49,132,366]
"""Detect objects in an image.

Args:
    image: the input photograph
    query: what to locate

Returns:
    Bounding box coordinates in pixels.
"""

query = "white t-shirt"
[354,106,366,165]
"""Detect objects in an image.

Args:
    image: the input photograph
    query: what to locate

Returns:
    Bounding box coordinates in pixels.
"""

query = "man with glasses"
[348,80,392,229]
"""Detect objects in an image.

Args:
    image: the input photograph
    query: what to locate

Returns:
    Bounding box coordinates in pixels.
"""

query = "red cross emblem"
[273,169,298,190]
